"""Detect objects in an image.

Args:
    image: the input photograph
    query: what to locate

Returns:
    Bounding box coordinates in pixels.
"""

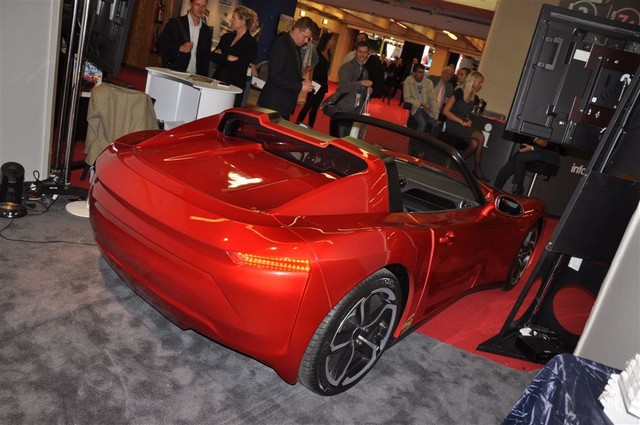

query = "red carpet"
[115,65,148,91]
[72,67,590,372]
[69,143,90,190]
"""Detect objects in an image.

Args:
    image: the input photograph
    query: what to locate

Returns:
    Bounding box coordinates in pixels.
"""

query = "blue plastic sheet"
[503,353,619,425]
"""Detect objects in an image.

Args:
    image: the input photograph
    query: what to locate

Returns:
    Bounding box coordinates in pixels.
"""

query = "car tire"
[503,222,541,290]
[298,269,402,396]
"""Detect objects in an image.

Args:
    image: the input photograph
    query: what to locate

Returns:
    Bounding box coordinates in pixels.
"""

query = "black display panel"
[85,0,136,78]
[506,5,640,154]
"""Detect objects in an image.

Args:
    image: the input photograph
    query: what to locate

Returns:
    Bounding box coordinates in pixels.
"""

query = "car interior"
[221,111,485,214]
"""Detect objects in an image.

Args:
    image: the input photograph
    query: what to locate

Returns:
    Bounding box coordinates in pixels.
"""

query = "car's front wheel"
[298,269,402,396]
[504,222,541,290]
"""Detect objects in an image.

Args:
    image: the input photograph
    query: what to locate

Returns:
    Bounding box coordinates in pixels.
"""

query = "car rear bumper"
[89,179,323,383]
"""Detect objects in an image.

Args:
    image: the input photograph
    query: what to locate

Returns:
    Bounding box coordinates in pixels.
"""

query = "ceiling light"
[443,30,458,40]
[389,18,407,29]
[299,10,306,17]
[322,18,329,25]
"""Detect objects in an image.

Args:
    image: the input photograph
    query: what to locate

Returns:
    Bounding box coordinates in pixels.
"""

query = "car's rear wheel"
[298,269,402,395]
[504,222,541,290]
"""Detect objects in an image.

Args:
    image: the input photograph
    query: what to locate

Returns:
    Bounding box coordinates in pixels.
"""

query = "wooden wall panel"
[123,0,183,69]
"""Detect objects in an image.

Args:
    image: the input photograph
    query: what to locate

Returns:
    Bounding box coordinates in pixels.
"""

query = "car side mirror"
[495,194,524,216]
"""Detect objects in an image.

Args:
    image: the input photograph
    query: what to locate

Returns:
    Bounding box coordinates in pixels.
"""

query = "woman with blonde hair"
[211,6,258,106]
[442,71,488,181]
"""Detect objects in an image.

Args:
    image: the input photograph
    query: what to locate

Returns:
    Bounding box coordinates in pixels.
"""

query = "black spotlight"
[0,162,27,218]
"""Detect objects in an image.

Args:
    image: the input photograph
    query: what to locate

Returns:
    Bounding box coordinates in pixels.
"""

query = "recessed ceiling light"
[443,30,458,40]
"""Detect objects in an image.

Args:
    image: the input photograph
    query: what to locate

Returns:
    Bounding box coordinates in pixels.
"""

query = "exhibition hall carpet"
[0,199,537,424]
[69,66,589,373]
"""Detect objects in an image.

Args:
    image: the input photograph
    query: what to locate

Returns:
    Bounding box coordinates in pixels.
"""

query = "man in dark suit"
[257,17,318,120]
[156,0,212,77]
[427,65,455,121]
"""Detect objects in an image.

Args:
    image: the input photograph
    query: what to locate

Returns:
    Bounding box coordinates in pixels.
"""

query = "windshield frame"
[329,112,486,206]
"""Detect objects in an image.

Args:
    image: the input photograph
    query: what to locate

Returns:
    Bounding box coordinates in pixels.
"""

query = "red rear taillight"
[228,252,311,273]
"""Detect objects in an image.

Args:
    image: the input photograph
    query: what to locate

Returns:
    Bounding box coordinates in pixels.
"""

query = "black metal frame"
[478,64,640,363]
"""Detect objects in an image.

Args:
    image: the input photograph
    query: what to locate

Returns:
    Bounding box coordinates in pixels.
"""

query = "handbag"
[355,89,370,115]
[320,91,348,117]
[322,66,367,117]
[349,92,371,139]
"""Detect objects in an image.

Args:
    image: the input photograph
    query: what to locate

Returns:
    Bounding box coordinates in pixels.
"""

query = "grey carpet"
[0,197,536,424]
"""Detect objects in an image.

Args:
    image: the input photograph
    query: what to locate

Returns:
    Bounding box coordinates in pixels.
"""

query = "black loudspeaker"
[0,162,27,218]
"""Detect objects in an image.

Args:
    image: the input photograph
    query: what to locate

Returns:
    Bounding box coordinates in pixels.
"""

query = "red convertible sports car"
[89,108,545,395]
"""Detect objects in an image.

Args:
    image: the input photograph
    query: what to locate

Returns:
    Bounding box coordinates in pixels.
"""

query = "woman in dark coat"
[296,32,337,128]
[211,6,258,107]
[381,57,404,104]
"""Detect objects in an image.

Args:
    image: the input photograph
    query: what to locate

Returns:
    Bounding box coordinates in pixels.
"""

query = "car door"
[408,207,502,317]
[391,148,501,319]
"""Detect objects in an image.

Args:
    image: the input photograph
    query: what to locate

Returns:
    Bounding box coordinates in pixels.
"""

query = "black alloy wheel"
[504,222,541,290]
[298,269,402,395]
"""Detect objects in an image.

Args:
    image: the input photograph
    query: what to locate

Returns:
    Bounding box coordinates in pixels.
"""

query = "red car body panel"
[89,108,545,384]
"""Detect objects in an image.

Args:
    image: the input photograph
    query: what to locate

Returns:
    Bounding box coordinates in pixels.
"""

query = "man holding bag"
[328,40,373,137]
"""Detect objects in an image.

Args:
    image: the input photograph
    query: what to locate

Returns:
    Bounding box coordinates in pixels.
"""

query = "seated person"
[427,65,455,121]
[454,67,470,89]
[402,63,439,135]
[441,71,487,181]
[494,137,561,196]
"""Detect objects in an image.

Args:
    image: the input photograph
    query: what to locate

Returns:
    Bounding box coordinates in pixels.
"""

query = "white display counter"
[145,67,242,127]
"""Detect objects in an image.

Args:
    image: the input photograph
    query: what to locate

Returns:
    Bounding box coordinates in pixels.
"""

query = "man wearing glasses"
[257,17,319,120]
